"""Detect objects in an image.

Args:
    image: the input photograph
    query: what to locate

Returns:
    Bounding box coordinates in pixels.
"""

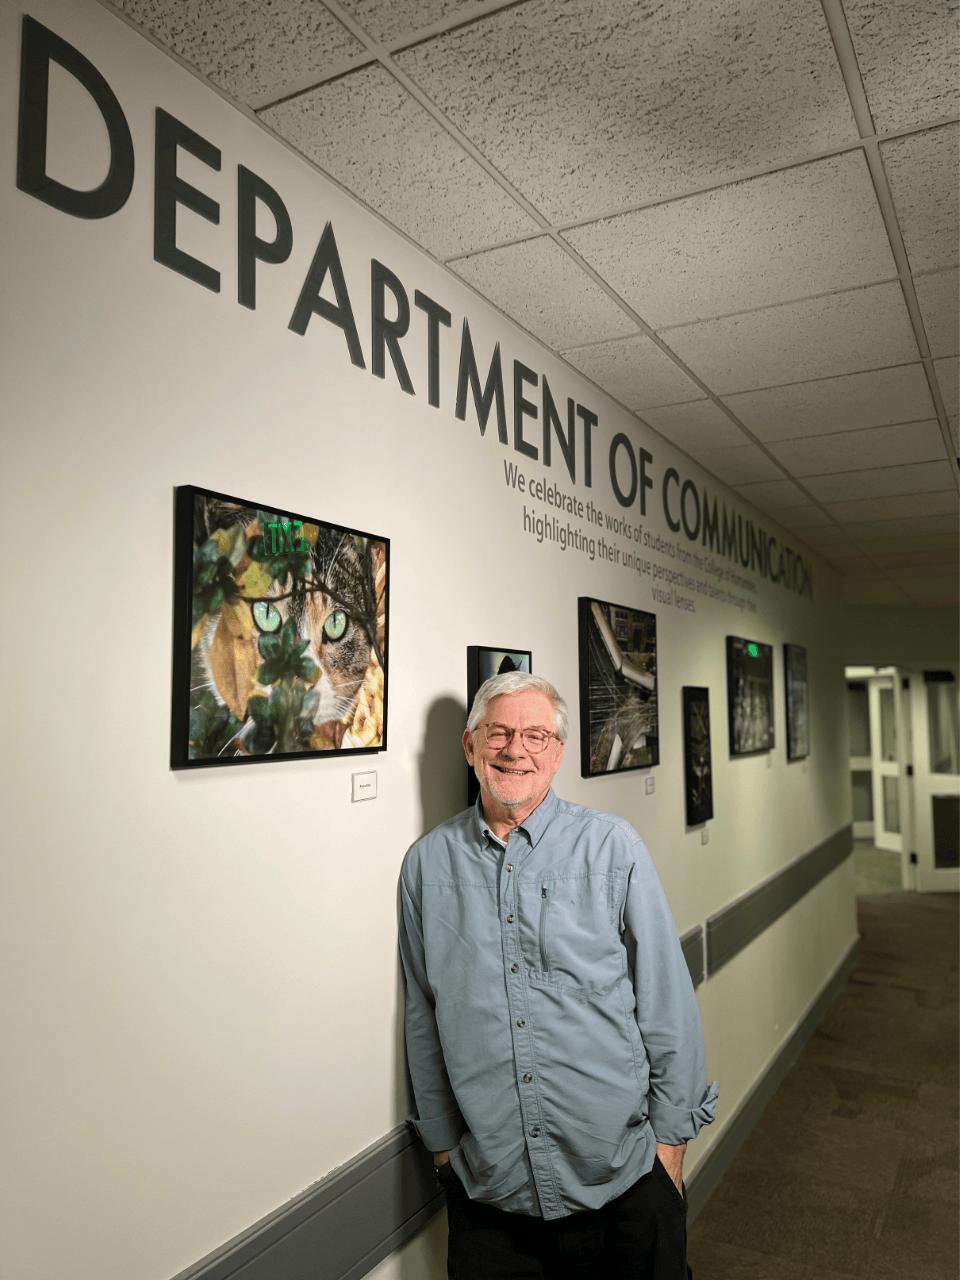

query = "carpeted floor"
[687,892,959,1279]
[853,840,904,896]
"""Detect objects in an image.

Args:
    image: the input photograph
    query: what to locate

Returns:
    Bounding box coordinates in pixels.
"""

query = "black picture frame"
[466,647,533,806]
[171,484,389,768]
[726,635,775,756]
[784,643,809,761]
[682,687,713,825]
[578,597,658,777]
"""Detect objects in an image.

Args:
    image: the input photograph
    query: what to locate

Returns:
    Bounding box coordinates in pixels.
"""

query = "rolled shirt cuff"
[408,1108,467,1154]
[649,1081,719,1145]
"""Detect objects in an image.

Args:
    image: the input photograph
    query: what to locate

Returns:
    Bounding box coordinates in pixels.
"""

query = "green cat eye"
[253,600,281,633]
[324,609,348,641]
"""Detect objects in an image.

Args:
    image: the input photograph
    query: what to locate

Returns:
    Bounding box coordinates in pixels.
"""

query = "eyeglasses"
[480,725,558,754]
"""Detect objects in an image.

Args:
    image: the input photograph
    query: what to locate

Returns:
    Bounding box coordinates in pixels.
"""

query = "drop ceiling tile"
[341,0,489,45]
[820,554,874,575]
[733,478,810,510]
[934,357,959,418]
[559,335,701,412]
[563,153,896,329]
[803,460,957,502]
[640,400,747,452]
[394,0,857,225]
[688,445,784,486]
[881,124,960,275]
[868,548,960,571]
[767,421,947,473]
[842,580,911,603]
[798,525,857,546]
[665,283,918,394]
[261,66,539,258]
[775,505,835,529]
[848,533,960,554]
[839,563,892,582]
[723,364,934,441]
[115,0,365,104]
[449,238,636,349]
[825,491,958,523]
[845,0,960,134]
[891,573,960,605]
[915,268,960,359]
[814,542,871,561]
[837,513,958,540]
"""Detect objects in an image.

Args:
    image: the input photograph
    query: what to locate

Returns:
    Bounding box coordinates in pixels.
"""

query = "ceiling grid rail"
[818,0,959,489]
[316,0,951,603]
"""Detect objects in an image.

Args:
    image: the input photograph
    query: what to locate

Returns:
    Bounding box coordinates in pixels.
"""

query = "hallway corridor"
[687,893,959,1279]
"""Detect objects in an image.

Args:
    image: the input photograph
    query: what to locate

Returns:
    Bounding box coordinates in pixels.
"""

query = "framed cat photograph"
[682,686,713,826]
[171,485,388,768]
[784,643,809,761]
[578,597,658,777]
[466,646,533,806]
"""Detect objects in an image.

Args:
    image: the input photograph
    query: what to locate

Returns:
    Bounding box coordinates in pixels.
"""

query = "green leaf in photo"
[256,658,282,686]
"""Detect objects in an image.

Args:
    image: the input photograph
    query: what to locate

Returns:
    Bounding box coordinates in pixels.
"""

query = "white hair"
[467,672,568,742]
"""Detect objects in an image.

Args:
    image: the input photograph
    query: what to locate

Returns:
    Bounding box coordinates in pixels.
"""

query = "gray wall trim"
[706,824,853,975]
[685,936,860,1223]
[169,1124,441,1280]
[169,824,853,1280]
[679,924,705,989]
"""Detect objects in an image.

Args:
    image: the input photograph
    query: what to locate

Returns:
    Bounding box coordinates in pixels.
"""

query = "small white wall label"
[645,776,655,794]
[701,828,709,845]
[352,771,377,802]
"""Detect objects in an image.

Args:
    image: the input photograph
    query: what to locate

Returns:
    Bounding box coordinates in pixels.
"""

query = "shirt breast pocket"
[530,871,625,996]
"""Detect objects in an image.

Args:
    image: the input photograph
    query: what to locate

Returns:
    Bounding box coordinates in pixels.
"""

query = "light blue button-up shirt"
[399,789,718,1219]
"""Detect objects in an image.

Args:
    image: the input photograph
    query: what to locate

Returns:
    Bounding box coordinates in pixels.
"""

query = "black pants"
[439,1157,692,1280]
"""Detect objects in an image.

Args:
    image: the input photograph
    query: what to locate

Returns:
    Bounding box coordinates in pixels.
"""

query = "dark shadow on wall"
[394,693,470,1135]
[389,697,469,1276]
[417,695,469,838]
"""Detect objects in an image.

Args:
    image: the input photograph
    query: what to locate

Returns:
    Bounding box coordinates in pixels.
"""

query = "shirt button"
[516,1018,525,1027]
[530,1127,540,1137]
[507,914,515,923]
[523,1073,532,1083]
[511,964,519,973]
[505,864,514,872]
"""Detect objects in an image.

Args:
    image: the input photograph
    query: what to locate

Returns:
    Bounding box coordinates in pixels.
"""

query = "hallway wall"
[843,602,959,666]
[1,2,856,1277]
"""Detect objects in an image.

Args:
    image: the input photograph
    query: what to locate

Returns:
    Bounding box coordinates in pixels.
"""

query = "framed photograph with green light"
[725,635,774,756]
[171,485,388,768]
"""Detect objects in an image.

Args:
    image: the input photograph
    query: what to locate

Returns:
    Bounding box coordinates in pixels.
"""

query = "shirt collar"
[474,787,558,850]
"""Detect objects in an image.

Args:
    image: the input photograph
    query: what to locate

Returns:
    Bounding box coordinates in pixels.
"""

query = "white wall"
[843,602,960,667]
[0,2,856,1277]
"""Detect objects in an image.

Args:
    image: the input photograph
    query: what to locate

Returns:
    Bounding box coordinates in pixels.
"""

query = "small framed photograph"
[682,687,713,826]
[784,643,809,761]
[726,635,774,756]
[578,597,658,776]
[171,485,388,768]
[466,647,532,805]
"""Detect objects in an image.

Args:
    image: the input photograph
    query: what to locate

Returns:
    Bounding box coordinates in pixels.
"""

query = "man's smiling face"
[463,691,564,816]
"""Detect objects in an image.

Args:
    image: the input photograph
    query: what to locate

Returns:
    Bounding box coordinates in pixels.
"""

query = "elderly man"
[399,672,717,1279]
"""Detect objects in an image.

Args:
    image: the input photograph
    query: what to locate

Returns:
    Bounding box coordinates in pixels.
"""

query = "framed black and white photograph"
[466,647,532,805]
[578,597,658,776]
[682,687,713,826]
[726,635,774,756]
[172,485,388,768]
[784,643,809,761]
